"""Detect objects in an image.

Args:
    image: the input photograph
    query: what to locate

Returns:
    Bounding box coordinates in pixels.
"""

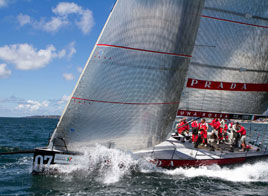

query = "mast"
[48,0,205,152]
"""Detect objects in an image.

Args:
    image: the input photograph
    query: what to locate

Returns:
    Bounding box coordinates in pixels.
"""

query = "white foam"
[163,161,268,182]
[52,145,157,184]
[50,145,268,183]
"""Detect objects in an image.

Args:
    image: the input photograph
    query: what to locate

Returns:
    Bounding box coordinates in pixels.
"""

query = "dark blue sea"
[1,117,268,196]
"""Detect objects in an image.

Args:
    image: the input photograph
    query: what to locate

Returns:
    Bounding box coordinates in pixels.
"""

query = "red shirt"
[237,126,246,135]
[191,121,198,128]
[209,119,216,128]
[214,121,221,129]
[198,122,208,131]
[177,121,189,134]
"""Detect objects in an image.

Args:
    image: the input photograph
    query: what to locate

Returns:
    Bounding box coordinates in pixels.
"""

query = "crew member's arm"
[236,127,244,134]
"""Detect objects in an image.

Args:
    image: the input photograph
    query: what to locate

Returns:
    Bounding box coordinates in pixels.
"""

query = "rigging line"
[204,7,268,22]
[96,44,192,58]
[201,15,268,29]
[72,97,180,105]
[191,62,268,73]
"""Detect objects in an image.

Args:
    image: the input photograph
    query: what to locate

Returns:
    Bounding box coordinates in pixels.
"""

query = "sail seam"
[203,7,268,22]
[201,15,268,29]
[96,44,192,58]
[191,62,268,73]
[72,97,180,105]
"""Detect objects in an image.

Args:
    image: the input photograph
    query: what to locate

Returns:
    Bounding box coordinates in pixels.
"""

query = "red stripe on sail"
[96,44,192,58]
[186,78,268,92]
[201,15,268,29]
[72,97,180,105]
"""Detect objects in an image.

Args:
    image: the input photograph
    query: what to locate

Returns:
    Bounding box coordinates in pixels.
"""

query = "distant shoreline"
[21,115,60,119]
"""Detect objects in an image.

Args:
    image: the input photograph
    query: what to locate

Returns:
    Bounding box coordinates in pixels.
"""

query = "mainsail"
[178,0,268,119]
[48,0,204,151]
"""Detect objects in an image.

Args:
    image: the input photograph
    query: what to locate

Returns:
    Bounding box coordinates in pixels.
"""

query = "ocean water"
[1,118,268,196]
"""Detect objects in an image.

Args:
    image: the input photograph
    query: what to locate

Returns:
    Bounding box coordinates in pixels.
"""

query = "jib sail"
[48,0,204,151]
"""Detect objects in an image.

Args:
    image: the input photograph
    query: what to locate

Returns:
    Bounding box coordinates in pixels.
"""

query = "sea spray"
[163,161,268,182]
[47,145,268,184]
[50,145,157,184]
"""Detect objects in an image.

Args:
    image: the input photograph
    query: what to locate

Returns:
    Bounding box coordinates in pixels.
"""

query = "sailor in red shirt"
[191,120,198,143]
[223,120,229,141]
[209,118,219,142]
[177,118,189,142]
[215,119,223,143]
[236,123,247,151]
[198,119,208,146]
[209,118,217,128]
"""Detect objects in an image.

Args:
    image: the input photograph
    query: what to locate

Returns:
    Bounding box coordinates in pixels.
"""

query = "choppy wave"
[49,145,268,184]
[0,146,21,153]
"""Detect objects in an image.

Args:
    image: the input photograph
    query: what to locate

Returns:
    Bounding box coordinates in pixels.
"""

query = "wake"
[48,145,268,184]
[164,161,268,182]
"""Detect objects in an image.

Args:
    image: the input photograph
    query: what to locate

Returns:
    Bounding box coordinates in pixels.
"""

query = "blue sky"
[0,0,116,117]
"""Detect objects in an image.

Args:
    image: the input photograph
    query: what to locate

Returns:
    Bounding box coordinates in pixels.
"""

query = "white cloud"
[52,2,94,34]
[58,49,66,58]
[52,2,82,15]
[76,9,94,34]
[42,16,69,32]
[66,41,76,58]
[0,43,64,70]
[16,100,49,111]
[0,0,7,8]
[63,73,74,81]
[18,2,94,34]
[77,66,83,73]
[57,94,70,104]
[0,64,11,78]
[17,14,31,26]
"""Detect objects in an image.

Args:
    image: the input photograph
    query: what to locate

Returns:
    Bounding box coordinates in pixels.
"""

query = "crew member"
[191,119,199,143]
[177,118,189,142]
[209,118,218,142]
[236,123,247,151]
[223,120,229,141]
[228,121,234,145]
[232,122,240,147]
[219,119,225,143]
[198,119,208,146]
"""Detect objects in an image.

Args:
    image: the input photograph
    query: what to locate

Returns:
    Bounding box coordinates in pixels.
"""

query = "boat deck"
[134,135,268,167]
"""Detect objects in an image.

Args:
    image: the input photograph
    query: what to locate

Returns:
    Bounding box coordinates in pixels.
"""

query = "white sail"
[48,0,204,152]
[178,0,268,118]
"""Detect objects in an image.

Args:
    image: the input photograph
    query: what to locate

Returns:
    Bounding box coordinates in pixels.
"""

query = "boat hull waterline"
[32,137,268,172]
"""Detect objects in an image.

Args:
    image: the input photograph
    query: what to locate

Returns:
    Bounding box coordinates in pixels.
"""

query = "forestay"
[48,0,204,152]
[178,0,268,117]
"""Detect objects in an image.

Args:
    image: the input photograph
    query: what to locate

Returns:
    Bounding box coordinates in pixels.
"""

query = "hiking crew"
[174,118,249,153]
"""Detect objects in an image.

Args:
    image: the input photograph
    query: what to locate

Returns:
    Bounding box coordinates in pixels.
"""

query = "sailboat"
[31,0,268,172]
